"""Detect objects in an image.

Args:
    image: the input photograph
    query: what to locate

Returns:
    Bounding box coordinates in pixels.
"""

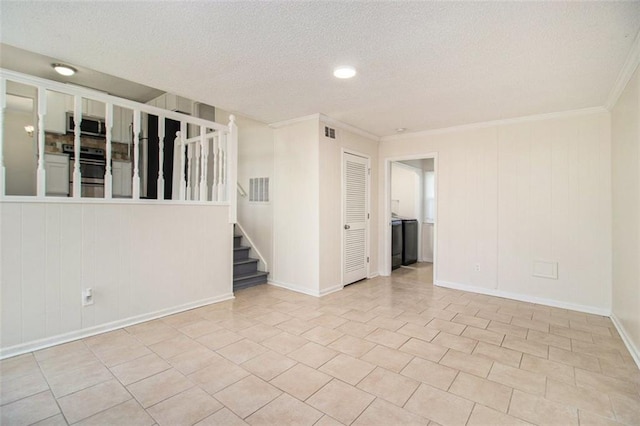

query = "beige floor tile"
[275,318,316,336]
[610,393,640,426]
[341,309,377,323]
[261,332,308,354]
[45,361,114,398]
[357,367,420,406]
[31,413,68,426]
[432,331,478,354]
[399,337,448,362]
[548,346,601,372]
[367,315,406,331]
[127,369,193,408]
[501,335,548,358]
[319,353,376,385]
[473,341,522,367]
[188,357,250,395]
[57,379,131,423]
[452,313,489,329]
[127,323,180,346]
[396,311,431,327]
[578,410,627,426]
[352,397,429,426]
[178,320,223,339]
[241,350,296,381]
[219,317,257,332]
[147,386,222,426]
[109,352,171,385]
[214,375,282,419]
[0,370,49,405]
[328,335,376,358]
[526,329,572,351]
[307,379,375,425]
[449,372,512,412]
[287,341,339,368]
[400,357,458,390]
[520,353,575,385]
[404,383,474,425]
[569,320,611,337]
[91,343,153,368]
[0,391,60,426]
[217,339,268,364]
[575,367,639,399]
[546,378,615,419]
[0,353,41,382]
[195,407,249,425]
[461,326,504,346]
[360,345,414,373]
[168,345,223,375]
[314,415,344,426]
[302,326,344,345]
[364,328,410,349]
[149,334,204,359]
[37,340,92,361]
[336,321,377,338]
[270,363,332,400]
[310,314,348,329]
[439,349,493,378]
[397,323,440,342]
[162,311,206,328]
[197,328,244,350]
[37,349,102,376]
[75,398,154,426]
[511,317,550,333]
[487,320,528,339]
[572,339,627,360]
[488,362,546,395]
[475,309,512,324]
[509,388,578,425]
[550,324,594,343]
[425,318,466,336]
[467,404,532,426]
[246,392,323,425]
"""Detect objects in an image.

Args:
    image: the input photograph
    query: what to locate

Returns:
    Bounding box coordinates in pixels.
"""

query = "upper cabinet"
[43,91,67,134]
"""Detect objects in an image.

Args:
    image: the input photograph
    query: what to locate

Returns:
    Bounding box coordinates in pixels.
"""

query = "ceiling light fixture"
[396,128,406,133]
[333,66,356,79]
[24,125,35,137]
[52,63,77,76]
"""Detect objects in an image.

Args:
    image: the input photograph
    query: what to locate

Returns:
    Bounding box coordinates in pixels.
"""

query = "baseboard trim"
[434,280,610,316]
[319,284,344,296]
[268,280,321,297]
[610,313,640,369]
[367,273,380,279]
[0,293,235,360]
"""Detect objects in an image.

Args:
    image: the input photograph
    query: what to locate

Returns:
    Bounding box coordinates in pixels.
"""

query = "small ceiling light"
[24,125,34,137]
[333,66,356,79]
[52,63,77,76]
[396,128,406,133]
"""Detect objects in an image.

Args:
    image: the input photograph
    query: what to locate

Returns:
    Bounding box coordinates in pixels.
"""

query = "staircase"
[233,232,268,291]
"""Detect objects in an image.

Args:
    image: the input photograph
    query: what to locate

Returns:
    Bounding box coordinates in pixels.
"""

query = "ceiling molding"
[318,114,380,142]
[605,28,640,110]
[269,113,321,129]
[381,106,608,142]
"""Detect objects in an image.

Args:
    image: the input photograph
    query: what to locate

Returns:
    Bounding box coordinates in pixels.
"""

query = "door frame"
[382,152,438,279]
[341,148,371,286]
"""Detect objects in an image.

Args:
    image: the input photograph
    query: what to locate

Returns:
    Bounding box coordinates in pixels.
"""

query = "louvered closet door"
[343,152,369,285]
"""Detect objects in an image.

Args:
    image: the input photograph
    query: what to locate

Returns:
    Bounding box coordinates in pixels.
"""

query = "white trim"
[319,284,344,297]
[0,197,230,206]
[0,293,235,360]
[434,280,610,317]
[605,29,640,110]
[381,107,608,142]
[610,313,640,369]
[368,272,380,279]
[268,280,322,297]
[235,222,268,272]
[269,113,321,129]
[319,114,380,142]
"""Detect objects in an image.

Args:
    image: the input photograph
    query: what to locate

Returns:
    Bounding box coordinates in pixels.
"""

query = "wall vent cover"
[324,126,336,139]
[249,177,270,202]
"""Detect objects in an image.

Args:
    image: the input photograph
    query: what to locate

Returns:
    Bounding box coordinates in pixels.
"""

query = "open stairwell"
[233,232,268,291]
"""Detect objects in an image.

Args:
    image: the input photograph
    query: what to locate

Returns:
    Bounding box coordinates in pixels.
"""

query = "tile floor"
[1,263,639,425]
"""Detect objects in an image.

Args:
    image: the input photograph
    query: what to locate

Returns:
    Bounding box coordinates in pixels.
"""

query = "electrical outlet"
[82,288,94,306]
[474,263,481,272]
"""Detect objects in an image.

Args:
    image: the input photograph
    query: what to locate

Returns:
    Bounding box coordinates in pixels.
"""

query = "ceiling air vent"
[324,126,336,139]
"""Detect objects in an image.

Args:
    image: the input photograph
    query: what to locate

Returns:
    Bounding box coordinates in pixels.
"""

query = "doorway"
[384,154,437,283]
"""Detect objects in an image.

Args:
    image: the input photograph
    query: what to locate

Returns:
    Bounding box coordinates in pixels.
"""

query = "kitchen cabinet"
[45,153,69,196]
[63,97,105,119]
[110,106,133,144]
[44,91,68,134]
[112,160,132,197]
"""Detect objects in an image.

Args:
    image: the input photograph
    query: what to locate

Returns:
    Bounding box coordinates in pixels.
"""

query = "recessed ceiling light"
[52,63,77,76]
[396,128,406,133]
[333,66,356,79]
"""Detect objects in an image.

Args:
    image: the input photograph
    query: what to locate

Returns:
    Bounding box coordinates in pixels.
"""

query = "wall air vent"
[324,126,336,139]
[249,177,270,203]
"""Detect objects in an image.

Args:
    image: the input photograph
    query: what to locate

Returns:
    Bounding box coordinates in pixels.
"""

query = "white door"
[343,152,369,285]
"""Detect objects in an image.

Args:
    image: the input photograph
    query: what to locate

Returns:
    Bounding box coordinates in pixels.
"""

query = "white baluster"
[157,117,165,200]
[227,115,238,222]
[73,95,82,198]
[0,77,5,197]
[36,87,46,197]
[199,126,208,201]
[218,132,226,201]
[186,142,194,201]
[179,122,187,201]
[193,138,201,200]
[132,109,141,200]
[104,103,113,199]
[211,133,218,202]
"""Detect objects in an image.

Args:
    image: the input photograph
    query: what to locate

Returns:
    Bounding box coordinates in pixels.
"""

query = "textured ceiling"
[1,1,639,136]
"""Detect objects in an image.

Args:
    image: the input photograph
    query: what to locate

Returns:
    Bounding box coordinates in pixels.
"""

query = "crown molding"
[318,114,380,142]
[605,29,640,110]
[381,106,608,142]
[268,113,321,129]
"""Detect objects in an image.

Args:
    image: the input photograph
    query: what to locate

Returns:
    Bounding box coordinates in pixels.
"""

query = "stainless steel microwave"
[66,112,106,138]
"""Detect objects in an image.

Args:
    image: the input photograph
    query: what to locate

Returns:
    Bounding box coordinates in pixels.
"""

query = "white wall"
[319,122,379,293]
[391,162,420,219]
[272,119,320,294]
[611,65,640,364]
[379,111,612,314]
[216,109,274,271]
[0,202,233,358]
